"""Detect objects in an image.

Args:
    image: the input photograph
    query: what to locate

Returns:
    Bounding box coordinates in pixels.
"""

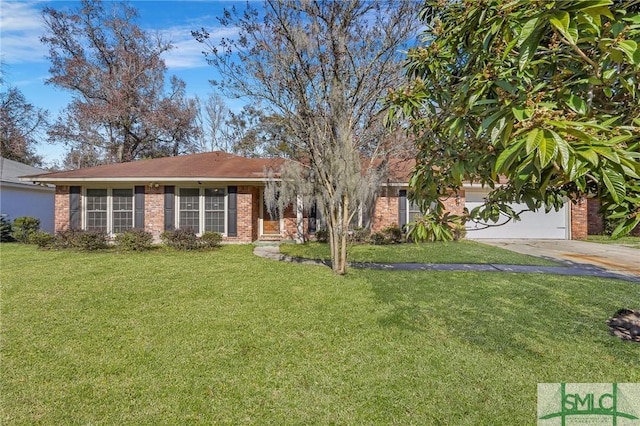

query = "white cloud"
[0,1,49,64]
[160,25,239,70]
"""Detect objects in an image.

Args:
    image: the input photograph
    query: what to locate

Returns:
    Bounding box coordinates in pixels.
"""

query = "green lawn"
[586,235,640,249]
[1,244,638,424]
[280,240,560,265]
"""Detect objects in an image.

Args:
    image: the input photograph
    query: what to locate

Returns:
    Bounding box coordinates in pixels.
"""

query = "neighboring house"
[22,151,589,242]
[1,157,55,233]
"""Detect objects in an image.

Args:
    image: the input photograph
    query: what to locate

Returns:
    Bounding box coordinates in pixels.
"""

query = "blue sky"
[0,0,248,165]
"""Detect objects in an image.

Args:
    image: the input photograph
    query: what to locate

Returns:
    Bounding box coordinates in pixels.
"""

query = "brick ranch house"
[23,151,595,242]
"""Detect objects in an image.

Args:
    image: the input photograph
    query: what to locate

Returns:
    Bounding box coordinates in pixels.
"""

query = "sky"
[0,0,248,166]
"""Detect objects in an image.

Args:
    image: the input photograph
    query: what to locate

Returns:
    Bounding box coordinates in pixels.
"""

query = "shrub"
[406,214,455,242]
[382,224,403,244]
[369,225,404,245]
[315,229,329,243]
[12,216,40,244]
[200,231,223,249]
[53,229,108,251]
[370,232,386,245]
[115,229,154,251]
[349,227,370,244]
[0,215,14,242]
[73,230,109,251]
[53,229,80,249]
[161,228,200,250]
[31,231,56,249]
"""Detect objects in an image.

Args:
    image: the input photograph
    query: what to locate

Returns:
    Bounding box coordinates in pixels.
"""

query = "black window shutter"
[134,186,145,229]
[164,186,175,231]
[69,186,81,230]
[227,186,237,237]
[308,203,317,234]
[398,190,407,230]
[362,203,370,229]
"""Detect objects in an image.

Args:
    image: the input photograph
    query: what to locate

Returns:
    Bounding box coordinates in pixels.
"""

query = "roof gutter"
[19,176,281,185]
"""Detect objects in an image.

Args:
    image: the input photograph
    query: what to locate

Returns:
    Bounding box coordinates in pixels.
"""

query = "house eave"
[1,180,55,191]
[20,176,280,185]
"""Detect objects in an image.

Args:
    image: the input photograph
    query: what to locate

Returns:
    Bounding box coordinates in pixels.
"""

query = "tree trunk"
[326,201,347,275]
[326,196,350,275]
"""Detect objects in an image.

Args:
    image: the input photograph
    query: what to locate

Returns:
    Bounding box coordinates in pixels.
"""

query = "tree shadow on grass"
[365,270,640,365]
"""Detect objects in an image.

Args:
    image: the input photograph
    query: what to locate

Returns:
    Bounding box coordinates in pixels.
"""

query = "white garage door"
[464,190,569,239]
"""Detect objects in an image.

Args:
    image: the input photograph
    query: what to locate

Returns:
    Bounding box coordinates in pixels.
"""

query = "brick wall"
[283,205,295,240]
[586,197,640,237]
[54,186,70,233]
[441,191,466,216]
[587,198,605,235]
[371,189,466,233]
[54,184,609,242]
[371,188,400,232]
[145,186,164,240]
[570,197,588,240]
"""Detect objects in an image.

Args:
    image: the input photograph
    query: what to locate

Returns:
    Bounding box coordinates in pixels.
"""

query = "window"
[112,189,133,233]
[86,189,107,231]
[205,188,225,233]
[407,199,437,222]
[179,188,200,231]
[177,187,226,234]
[85,188,134,234]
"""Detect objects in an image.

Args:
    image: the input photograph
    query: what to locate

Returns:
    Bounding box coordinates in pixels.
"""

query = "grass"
[586,235,640,249]
[280,240,560,265]
[2,243,639,424]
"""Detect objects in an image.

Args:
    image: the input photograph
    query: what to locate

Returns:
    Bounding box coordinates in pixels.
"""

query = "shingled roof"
[22,151,415,185]
[23,151,286,183]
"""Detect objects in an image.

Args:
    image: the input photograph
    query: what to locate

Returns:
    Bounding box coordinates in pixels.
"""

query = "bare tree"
[0,84,47,166]
[194,93,229,153]
[41,0,200,164]
[194,0,419,274]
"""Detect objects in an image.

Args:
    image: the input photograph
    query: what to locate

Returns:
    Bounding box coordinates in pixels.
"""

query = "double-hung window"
[179,188,200,231]
[204,188,225,233]
[407,198,438,222]
[85,188,134,233]
[112,189,134,233]
[86,189,108,232]
[178,187,226,234]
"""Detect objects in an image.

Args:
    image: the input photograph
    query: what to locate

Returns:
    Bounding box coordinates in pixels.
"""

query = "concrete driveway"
[476,239,640,278]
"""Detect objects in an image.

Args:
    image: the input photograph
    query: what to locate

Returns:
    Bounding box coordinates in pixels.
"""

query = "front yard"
[586,235,640,249]
[1,243,638,424]
[279,240,561,265]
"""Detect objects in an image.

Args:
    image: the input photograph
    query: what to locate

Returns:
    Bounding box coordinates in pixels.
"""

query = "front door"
[262,198,280,235]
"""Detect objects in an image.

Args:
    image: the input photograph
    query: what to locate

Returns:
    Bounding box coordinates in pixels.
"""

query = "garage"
[464,189,569,239]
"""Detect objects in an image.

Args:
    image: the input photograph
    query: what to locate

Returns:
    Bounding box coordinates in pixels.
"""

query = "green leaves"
[550,11,576,44]
[617,40,639,63]
[537,130,558,168]
[601,168,626,203]
[565,94,588,114]
[388,0,640,237]
[518,17,544,71]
